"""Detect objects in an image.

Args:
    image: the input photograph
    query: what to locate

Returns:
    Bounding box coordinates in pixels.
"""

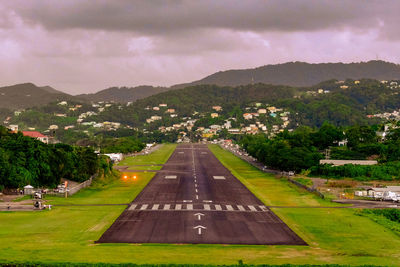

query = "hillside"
[0,83,82,110]
[78,85,169,103]
[83,60,400,103]
[86,79,397,129]
[173,60,400,88]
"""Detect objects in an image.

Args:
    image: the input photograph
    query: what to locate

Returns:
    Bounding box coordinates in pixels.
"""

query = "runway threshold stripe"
[204,204,211,210]
[164,204,171,210]
[152,204,159,210]
[237,205,245,211]
[128,204,137,211]
[259,205,268,211]
[187,204,193,210]
[175,204,182,210]
[248,205,257,211]
[140,204,148,210]
[215,204,222,210]
[226,205,233,211]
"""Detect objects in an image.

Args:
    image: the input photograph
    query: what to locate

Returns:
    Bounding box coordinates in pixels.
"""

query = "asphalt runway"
[97,144,306,245]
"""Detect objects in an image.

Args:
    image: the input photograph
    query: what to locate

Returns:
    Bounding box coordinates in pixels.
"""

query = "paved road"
[97,144,306,245]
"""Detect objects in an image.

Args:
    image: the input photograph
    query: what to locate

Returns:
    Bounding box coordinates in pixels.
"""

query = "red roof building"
[22,131,49,144]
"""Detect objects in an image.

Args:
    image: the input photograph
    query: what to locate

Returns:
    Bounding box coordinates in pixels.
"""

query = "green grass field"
[0,143,400,265]
[118,144,176,166]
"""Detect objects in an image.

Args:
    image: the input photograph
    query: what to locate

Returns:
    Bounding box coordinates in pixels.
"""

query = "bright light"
[133,175,137,180]
[123,175,128,180]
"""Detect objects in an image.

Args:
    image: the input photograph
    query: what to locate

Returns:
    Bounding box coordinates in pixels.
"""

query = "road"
[97,144,306,245]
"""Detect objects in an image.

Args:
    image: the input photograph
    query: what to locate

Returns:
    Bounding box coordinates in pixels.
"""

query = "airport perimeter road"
[97,144,306,245]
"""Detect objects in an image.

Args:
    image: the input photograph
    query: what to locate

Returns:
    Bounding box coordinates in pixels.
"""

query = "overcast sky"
[1,0,400,94]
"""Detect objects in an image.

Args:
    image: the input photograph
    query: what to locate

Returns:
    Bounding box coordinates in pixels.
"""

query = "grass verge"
[1,144,400,265]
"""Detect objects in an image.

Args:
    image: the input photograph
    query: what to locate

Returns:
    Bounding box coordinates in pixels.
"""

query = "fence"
[287,178,325,199]
[66,174,97,196]
[67,177,93,196]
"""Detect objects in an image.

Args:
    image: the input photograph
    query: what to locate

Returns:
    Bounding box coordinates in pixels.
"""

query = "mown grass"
[208,144,400,265]
[127,165,163,171]
[118,144,176,166]
[1,144,400,265]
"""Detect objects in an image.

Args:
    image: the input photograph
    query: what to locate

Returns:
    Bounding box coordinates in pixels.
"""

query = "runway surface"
[97,144,306,245]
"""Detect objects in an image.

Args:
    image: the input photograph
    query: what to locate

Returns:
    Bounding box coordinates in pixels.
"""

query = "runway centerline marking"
[165,175,177,179]
[213,176,226,180]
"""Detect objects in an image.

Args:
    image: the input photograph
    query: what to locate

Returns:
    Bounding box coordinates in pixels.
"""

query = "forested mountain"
[87,79,397,128]
[77,85,169,103]
[3,61,400,105]
[0,83,83,110]
[173,60,400,88]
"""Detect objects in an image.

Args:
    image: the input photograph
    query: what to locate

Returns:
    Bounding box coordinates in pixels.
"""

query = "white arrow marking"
[194,212,205,220]
[194,225,206,235]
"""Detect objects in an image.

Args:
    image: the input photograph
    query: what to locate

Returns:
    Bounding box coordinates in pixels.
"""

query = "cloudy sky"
[1,0,400,94]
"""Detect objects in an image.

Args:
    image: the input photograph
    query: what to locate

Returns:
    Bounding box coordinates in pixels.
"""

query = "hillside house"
[211,113,219,118]
[243,113,253,120]
[257,109,267,114]
[22,131,49,144]
[212,106,222,111]
[8,124,18,133]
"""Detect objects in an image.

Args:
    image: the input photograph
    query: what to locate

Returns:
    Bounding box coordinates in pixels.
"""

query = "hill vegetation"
[77,85,169,103]
[240,122,400,180]
[0,83,84,110]
[0,126,113,189]
[88,79,397,129]
[3,61,400,105]
[173,60,400,88]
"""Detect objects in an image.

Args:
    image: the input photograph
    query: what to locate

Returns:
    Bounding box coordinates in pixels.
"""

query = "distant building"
[104,153,123,162]
[212,106,222,111]
[22,131,49,144]
[8,124,18,133]
[319,159,377,166]
[243,113,253,120]
[257,109,267,114]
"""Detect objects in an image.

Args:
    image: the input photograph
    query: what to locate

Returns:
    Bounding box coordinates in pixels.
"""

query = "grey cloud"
[3,0,399,36]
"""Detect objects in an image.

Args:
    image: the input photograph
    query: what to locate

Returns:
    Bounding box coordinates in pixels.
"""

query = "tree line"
[0,126,112,190]
[240,122,400,181]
